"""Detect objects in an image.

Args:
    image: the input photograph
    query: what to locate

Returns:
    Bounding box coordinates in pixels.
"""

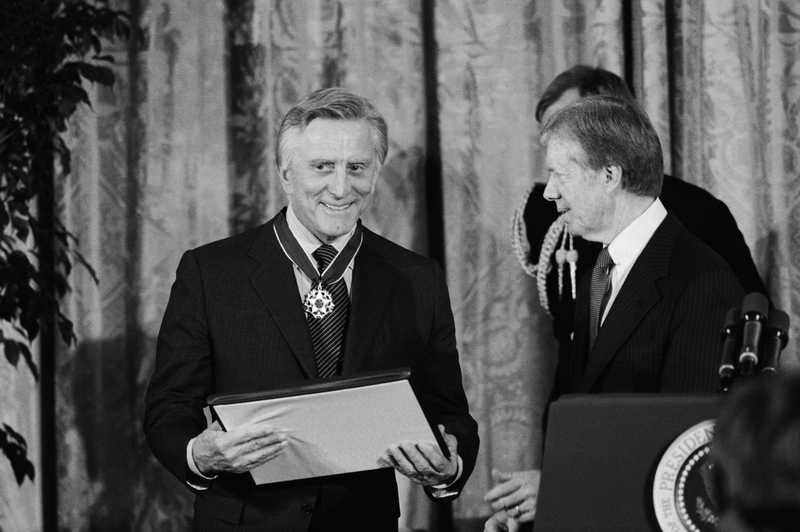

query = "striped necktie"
[589,246,614,352]
[306,244,349,377]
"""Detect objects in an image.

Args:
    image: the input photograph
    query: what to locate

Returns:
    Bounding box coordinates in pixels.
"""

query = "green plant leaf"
[0,0,131,487]
[3,338,20,367]
[0,203,9,230]
[0,424,35,485]
[17,340,39,380]
[56,313,76,345]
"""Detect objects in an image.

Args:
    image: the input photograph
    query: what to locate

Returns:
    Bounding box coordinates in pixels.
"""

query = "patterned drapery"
[2,1,799,531]
[55,0,231,529]
[436,1,626,519]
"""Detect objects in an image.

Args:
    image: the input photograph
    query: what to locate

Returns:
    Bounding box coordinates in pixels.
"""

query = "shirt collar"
[607,198,667,268]
[286,205,354,255]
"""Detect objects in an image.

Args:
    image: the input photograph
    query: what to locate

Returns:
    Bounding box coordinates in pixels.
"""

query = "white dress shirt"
[601,198,668,325]
[285,205,355,295]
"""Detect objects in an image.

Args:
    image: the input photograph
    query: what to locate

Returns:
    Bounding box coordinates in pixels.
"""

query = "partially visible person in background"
[712,372,800,532]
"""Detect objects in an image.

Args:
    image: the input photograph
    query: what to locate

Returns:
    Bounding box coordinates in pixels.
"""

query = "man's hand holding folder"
[192,420,288,476]
[378,424,459,486]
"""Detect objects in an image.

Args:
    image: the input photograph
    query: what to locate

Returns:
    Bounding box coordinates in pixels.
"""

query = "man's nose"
[543,177,560,201]
[328,166,350,197]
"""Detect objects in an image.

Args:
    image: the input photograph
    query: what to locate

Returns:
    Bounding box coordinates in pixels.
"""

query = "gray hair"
[276,87,388,170]
[540,95,663,197]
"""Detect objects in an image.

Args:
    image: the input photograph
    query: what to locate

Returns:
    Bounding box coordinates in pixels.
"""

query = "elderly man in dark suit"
[144,87,479,532]
[486,67,764,532]
[515,66,766,399]
[485,96,744,531]
[544,97,743,393]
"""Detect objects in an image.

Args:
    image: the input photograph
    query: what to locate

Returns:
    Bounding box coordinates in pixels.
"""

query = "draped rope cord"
[510,184,578,319]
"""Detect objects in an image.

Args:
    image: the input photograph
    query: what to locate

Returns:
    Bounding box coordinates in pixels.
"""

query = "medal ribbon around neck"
[273,209,363,318]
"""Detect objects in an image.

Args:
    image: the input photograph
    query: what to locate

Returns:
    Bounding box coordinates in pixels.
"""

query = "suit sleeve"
[413,260,480,501]
[660,263,745,393]
[143,250,215,488]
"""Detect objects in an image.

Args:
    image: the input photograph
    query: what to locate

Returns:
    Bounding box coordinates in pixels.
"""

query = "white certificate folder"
[207,369,446,485]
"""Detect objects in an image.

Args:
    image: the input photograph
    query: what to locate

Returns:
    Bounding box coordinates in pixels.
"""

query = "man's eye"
[314,163,331,171]
[348,164,365,173]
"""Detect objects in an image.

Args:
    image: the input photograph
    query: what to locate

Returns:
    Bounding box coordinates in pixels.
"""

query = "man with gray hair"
[144,87,479,531]
[485,96,743,531]
[516,66,765,395]
[541,95,742,394]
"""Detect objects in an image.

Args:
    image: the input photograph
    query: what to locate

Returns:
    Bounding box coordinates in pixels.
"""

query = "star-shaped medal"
[304,285,335,319]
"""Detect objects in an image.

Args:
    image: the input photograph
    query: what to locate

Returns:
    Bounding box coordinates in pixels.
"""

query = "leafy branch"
[0,0,129,486]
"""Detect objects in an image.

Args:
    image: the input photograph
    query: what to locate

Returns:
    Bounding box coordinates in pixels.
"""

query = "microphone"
[738,293,769,377]
[718,307,741,392]
[760,310,790,374]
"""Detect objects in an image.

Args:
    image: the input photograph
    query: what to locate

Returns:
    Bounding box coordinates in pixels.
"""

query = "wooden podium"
[534,394,722,532]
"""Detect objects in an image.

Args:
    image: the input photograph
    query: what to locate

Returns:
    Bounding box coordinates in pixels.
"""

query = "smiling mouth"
[322,202,353,211]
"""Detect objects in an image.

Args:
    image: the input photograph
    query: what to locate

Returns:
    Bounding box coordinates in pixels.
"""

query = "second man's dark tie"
[589,246,613,352]
[307,244,349,377]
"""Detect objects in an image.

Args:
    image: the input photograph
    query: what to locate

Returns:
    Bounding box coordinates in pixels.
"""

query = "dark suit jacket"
[143,212,479,531]
[567,212,745,394]
[522,175,765,397]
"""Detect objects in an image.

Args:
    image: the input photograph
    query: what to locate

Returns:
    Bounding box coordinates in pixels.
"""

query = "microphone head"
[767,310,790,347]
[741,292,769,319]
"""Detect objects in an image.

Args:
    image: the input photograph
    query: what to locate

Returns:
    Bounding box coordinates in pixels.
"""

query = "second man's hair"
[540,95,663,197]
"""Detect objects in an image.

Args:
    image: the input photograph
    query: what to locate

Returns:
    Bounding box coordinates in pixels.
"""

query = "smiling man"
[144,88,479,532]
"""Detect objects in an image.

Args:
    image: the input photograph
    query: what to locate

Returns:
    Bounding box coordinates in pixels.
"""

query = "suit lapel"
[577,213,683,392]
[248,218,317,379]
[341,230,397,375]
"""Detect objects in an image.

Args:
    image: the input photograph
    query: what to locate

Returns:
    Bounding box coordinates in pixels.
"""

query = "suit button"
[301,503,313,515]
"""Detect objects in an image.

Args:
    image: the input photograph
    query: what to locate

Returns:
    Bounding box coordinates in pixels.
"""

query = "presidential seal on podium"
[653,420,719,532]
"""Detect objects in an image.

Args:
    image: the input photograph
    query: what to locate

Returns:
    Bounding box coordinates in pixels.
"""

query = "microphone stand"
[716,295,790,394]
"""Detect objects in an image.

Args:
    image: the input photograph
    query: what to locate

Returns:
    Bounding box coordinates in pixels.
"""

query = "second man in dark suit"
[514,66,766,400]
[485,96,744,531]
[542,96,744,395]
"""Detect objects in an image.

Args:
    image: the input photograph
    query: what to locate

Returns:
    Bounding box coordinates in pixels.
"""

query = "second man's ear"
[604,165,622,187]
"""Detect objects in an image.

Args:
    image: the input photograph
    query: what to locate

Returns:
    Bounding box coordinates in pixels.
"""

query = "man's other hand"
[378,424,458,486]
[484,468,541,524]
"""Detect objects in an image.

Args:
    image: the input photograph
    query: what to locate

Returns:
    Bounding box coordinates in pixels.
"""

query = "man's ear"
[279,164,293,195]
[603,164,622,191]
